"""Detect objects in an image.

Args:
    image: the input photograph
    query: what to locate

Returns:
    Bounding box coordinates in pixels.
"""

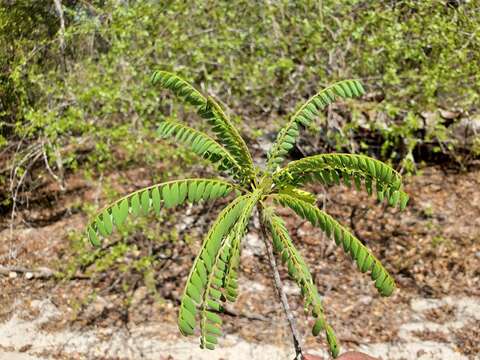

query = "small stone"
[243,232,263,257]
[439,109,460,119]
[19,344,32,352]
[25,272,34,280]
[358,296,373,306]
[8,271,17,278]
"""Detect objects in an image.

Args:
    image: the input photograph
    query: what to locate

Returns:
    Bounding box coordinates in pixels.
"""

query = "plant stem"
[257,206,304,360]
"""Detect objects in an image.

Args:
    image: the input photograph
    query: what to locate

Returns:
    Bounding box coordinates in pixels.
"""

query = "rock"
[452,116,480,146]
[239,280,266,293]
[439,109,461,120]
[176,206,196,232]
[358,296,373,306]
[282,281,300,296]
[37,267,54,277]
[131,286,148,306]
[421,111,441,131]
[30,299,61,324]
[243,232,263,257]
[9,271,17,278]
[83,296,109,319]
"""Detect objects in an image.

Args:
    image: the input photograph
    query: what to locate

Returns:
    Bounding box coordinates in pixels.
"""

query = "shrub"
[86,71,409,358]
[1,1,479,190]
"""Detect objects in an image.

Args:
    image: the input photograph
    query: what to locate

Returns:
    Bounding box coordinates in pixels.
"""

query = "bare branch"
[53,0,65,51]
[258,205,304,360]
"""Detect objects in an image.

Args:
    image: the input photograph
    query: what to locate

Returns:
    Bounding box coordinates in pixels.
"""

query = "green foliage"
[2,0,478,199]
[268,80,365,170]
[222,189,263,303]
[274,153,409,209]
[157,120,243,179]
[178,195,249,339]
[151,71,255,183]
[85,72,409,358]
[263,208,338,356]
[272,193,396,297]
[87,178,236,247]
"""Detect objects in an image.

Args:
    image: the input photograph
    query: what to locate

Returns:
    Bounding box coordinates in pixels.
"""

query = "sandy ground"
[0,294,478,359]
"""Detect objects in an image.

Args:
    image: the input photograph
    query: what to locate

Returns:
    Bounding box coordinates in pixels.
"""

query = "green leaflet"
[111,200,128,227]
[95,216,108,237]
[274,153,408,210]
[187,283,201,303]
[86,178,237,246]
[326,324,340,358]
[267,80,365,170]
[131,193,141,216]
[264,208,338,357]
[151,187,161,214]
[140,190,150,214]
[178,318,195,336]
[206,97,255,175]
[102,210,113,234]
[205,311,222,324]
[170,182,180,206]
[194,182,206,202]
[87,226,100,247]
[157,120,242,179]
[274,193,396,297]
[223,189,262,304]
[178,194,251,344]
[278,185,316,204]
[197,192,259,350]
[163,184,174,208]
[312,319,324,337]
[151,70,205,106]
[151,71,255,183]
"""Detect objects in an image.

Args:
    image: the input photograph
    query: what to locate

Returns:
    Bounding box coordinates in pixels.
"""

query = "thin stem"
[257,205,304,360]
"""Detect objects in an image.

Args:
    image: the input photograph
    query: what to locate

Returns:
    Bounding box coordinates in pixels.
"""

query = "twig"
[0,265,55,279]
[0,265,92,280]
[257,205,304,360]
[42,141,65,191]
[221,305,269,322]
[9,149,43,260]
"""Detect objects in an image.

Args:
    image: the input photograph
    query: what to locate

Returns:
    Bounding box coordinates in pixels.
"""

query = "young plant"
[85,71,409,358]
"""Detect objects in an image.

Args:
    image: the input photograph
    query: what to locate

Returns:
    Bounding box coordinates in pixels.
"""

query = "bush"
[84,71,409,357]
[1,2,479,185]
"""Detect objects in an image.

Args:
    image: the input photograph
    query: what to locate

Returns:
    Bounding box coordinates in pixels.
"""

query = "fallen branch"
[221,304,269,322]
[0,265,92,280]
[0,265,55,279]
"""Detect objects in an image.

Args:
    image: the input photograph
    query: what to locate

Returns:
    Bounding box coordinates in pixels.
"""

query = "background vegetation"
[2,1,479,189]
